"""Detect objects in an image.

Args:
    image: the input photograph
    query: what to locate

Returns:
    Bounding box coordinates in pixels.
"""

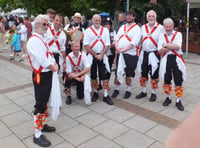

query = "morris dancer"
[158,18,186,111]
[83,14,113,105]
[111,9,141,99]
[136,10,164,101]
[64,41,91,105]
[27,14,58,147]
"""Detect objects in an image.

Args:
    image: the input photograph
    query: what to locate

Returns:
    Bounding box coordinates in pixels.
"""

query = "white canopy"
[187,0,200,8]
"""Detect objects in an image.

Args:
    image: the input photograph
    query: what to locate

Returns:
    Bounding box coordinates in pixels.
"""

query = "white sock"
[142,87,147,93]
[104,89,108,97]
[115,85,120,90]
[94,89,98,93]
[35,129,42,138]
[176,98,180,102]
[152,89,156,95]
[126,86,132,92]
[34,116,42,138]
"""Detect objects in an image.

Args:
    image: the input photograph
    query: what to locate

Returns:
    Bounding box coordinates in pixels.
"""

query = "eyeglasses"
[42,23,49,27]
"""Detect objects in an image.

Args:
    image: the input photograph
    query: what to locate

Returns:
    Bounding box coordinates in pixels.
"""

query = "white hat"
[74,12,81,18]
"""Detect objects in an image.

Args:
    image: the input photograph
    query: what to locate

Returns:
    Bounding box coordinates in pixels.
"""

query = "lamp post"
[126,0,129,13]
[186,0,190,57]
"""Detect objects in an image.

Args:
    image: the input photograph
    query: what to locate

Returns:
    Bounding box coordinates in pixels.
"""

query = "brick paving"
[0,47,200,148]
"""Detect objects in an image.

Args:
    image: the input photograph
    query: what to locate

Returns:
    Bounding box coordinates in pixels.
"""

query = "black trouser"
[164,54,183,86]
[64,75,84,99]
[53,53,60,71]
[141,51,160,80]
[107,54,115,80]
[91,56,109,80]
[33,71,52,115]
[115,53,138,77]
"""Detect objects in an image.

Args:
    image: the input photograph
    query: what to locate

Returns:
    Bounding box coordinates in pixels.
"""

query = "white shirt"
[158,30,183,55]
[83,25,110,53]
[141,23,164,52]
[66,51,90,73]
[27,33,55,72]
[115,23,141,55]
[44,25,66,53]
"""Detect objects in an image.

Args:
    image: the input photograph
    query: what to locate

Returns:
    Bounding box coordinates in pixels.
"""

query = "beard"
[126,18,134,23]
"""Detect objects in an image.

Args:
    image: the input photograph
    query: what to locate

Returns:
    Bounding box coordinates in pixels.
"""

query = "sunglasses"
[42,23,49,27]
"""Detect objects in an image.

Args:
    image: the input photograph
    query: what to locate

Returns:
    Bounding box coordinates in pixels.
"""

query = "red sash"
[90,26,105,49]
[119,23,137,42]
[48,26,61,51]
[142,23,159,48]
[163,31,185,64]
[67,52,82,73]
[28,34,53,84]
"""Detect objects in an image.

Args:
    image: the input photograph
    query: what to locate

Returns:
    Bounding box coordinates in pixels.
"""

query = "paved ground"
[0,46,200,148]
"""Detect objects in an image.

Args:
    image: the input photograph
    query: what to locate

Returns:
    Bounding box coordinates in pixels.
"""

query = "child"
[10,31,24,62]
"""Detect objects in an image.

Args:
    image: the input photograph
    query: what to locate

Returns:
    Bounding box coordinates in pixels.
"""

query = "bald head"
[92,14,101,29]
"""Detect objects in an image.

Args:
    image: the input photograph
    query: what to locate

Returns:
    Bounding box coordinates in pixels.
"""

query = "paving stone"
[1,110,32,127]
[0,135,26,148]
[146,124,172,143]
[47,115,79,133]
[21,102,34,114]
[0,123,12,139]
[4,90,29,99]
[78,135,122,148]
[11,95,34,106]
[62,104,90,118]
[0,94,12,106]
[93,120,129,140]
[59,125,98,146]
[104,108,135,123]
[149,141,164,148]
[0,103,22,117]
[160,107,190,121]
[140,101,165,112]
[53,141,75,148]
[11,120,33,140]
[114,130,155,148]
[123,115,157,133]
[88,102,116,114]
[76,111,108,128]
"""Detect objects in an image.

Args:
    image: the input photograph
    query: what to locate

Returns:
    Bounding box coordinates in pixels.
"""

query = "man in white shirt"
[64,41,91,105]
[158,18,186,111]
[27,14,58,147]
[112,9,141,99]
[136,10,164,102]
[83,14,113,105]
[46,8,56,25]
[45,13,66,73]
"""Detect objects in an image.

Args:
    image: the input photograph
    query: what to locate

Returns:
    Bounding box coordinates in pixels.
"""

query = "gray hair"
[146,10,157,19]
[119,13,125,18]
[34,14,49,24]
[163,18,174,25]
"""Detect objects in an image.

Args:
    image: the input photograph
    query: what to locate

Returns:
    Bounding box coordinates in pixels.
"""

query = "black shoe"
[176,100,184,111]
[123,91,131,99]
[77,95,84,100]
[162,97,172,106]
[135,92,147,99]
[92,92,99,102]
[10,57,14,60]
[149,94,157,102]
[103,96,114,105]
[42,124,56,132]
[112,90,119,98]
[66,96,72,105]
[33,135,51,147]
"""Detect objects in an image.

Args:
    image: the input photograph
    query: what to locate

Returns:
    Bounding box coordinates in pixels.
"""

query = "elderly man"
[83,14,114,105]
[45,13,66,73]
[27,14,58,147]
[64,41,91,105]
[112,9,141,99]
[136,10,164,102]
[158,18,186,111]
